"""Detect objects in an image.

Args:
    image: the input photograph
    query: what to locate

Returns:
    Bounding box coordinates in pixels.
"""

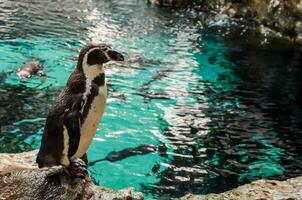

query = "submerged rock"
[180,176,302,200]
[0,151,143,200]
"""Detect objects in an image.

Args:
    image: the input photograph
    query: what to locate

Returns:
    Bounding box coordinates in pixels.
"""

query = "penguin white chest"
[71,85,107,159]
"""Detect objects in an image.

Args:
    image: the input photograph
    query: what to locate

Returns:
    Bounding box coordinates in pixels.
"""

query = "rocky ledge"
[181,177,302,200]
[2,151,302,200]
[0,151,143,200]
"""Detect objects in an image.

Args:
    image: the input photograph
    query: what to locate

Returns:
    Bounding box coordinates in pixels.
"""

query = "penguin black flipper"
[64,110,81,158]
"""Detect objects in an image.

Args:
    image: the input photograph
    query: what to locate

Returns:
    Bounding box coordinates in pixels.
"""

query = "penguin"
[17,60,45,79]
[36,42,124,177]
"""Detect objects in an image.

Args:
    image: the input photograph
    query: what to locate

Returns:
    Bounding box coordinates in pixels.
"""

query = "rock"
[148,0,302,42]
[0,151,144,200]
[180,176,302,200]
[200,0,302,42]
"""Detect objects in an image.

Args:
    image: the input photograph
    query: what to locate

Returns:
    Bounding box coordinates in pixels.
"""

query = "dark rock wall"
[203,0,302,41]
[149,0,302,42]
[220,0,302,41]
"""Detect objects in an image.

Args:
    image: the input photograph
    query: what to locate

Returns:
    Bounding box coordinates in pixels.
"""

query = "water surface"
[0,0,302,199]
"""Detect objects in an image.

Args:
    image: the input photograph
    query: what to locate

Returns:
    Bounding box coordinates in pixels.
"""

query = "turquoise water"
[0,0,302,199]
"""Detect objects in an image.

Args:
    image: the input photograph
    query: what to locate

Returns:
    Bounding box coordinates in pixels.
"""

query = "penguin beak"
[106,50,124,62]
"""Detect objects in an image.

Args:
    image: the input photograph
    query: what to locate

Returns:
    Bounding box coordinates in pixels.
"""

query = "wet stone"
[0,151,144,200]
[180,177,302,200]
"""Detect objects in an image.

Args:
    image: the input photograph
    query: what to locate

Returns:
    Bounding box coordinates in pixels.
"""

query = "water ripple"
[0,1,301,199]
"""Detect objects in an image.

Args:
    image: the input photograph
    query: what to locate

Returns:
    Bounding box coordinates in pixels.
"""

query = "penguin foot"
[67,158,88,178]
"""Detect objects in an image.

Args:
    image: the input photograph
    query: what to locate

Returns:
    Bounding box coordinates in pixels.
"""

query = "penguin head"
[77,42,124,76]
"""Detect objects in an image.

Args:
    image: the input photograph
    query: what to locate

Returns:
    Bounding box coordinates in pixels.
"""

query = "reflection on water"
[0,0,302,199]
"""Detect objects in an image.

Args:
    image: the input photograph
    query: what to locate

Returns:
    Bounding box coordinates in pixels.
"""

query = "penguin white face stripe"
[82,47,105,80]
[81,47,105,114]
